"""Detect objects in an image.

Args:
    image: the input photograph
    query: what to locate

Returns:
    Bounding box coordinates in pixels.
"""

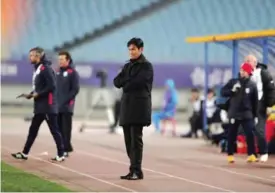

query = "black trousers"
[254,113,268,155]
[227,119,255,156]
[189,112,200,137]
[122,126,143,174]
[58,113,73,152]
[111,100,121,131]
[23,113,64,157]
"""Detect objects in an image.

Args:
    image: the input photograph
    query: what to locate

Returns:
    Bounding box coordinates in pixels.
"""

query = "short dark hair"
[58,51,72,61]
[207,88,215,95]
[191,88,199,93]
[127,37,144,48]
[29,47,45,56]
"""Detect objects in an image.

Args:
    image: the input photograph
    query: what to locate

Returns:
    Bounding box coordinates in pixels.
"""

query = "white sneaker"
[51,155,65,162]
[260,154,268,162]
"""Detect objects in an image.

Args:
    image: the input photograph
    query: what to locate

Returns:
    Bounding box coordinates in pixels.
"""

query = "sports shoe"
[227,155,235,163]
[64,152,69,158]
[259,154,268,162]
[11,152,28,160]
[51,155,65,162]
[246,154,258,163]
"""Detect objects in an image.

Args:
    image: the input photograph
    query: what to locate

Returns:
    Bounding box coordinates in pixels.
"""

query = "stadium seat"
[3,0,275,63]
[3,0,159,59]
[161,117,177,136]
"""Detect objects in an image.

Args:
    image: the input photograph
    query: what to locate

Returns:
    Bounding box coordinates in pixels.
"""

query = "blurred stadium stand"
[2,0,275,63]
[1,0,275,120]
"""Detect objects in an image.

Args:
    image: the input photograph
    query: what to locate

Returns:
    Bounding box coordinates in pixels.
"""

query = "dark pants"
[189,112,200,137]
[123,126,143,174]
[58,113,73,152]
[254,113,268,155]
[23,114,64,157]
[110,100,121,132]
[227,119,255,156]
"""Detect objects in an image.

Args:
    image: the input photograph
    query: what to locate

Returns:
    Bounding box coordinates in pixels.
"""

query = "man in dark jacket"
[245,54,275,162]
[12,47,65,162]
[56,51,80,157]
[221,62,258,163]
[113,37,154,180]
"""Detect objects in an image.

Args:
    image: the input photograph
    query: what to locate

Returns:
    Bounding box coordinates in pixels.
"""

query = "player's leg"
[12,114,45,160]
[241,119,258,162]
[62,113,73,155]
[254,113,268,162]
[152,111,168,132]
[227,119,239,163]
[130,125,144,179]
[120,125,132,179]
[45,114,65,161]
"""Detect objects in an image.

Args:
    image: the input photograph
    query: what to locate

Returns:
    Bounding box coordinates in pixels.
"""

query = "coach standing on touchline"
[113,37,154,180]
[12,47,65,162]
[56,51,80,157]
[245,55,275,162]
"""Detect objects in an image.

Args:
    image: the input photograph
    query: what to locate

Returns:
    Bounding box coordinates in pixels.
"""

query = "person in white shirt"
[245,54,275,162]
[182,88,202,138]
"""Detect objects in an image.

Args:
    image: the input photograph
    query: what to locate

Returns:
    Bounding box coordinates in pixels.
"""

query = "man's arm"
[221,79,235,97]
[36,65,55,98]
[123,62,153,91]
[261,69,275,106]
[113,65,128,88]
[251,84,259,118]
[62,70,80,105]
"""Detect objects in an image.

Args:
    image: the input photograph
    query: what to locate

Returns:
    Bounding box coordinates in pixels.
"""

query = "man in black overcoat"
[113,37,154,180]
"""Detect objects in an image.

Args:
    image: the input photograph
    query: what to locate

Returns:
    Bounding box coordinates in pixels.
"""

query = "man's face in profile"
[29,51,39,64]
[128,44,143,60]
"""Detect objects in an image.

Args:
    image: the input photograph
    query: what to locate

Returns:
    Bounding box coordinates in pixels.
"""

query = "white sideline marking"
[3,147,137,192]
[77,150,234,192]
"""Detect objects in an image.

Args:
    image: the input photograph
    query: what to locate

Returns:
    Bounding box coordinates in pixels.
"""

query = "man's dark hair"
[191,88,199,93]
[29,47,45,56]
[127,37,144,49]
[58,51,72,61]
[207,88,215,95]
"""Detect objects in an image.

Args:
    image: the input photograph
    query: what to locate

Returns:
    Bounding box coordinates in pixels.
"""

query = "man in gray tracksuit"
[245,55,275,162]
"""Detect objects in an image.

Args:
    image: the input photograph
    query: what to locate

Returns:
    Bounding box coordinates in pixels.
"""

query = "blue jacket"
[163,79,178,115]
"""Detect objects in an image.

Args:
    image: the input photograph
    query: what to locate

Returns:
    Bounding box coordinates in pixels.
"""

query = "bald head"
[244,54,257,68]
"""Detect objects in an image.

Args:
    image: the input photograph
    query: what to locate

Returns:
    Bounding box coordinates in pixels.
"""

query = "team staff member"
[12,47,65,162]
[110,67,123,133]
[245,54,275,162]
[114,37,154,180]
[56,51,80,157]
[221,62,258,163]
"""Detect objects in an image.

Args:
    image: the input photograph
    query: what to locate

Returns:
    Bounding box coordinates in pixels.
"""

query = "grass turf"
[1,161,72,192]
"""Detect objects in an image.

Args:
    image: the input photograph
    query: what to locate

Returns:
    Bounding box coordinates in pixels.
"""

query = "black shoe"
[11,152,28,160]
[120,172,132,180]
[120,172,143,180]
[180,131,193,138]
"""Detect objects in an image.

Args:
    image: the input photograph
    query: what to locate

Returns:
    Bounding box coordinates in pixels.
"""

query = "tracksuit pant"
[152,111,174,132]
[58,113,73,152]
[227,118,255,156]
[110,100,121,132]
[254,113,268,155]
[123,126,143,174]
[23,113,64,157]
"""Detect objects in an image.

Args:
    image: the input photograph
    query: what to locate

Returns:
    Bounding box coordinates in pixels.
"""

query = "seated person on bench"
[181,88,202,138]
[182,88,221,138]
[152,79,178,132]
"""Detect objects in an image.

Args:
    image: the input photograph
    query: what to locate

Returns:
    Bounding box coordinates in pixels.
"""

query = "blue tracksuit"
[153,79,178,131]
